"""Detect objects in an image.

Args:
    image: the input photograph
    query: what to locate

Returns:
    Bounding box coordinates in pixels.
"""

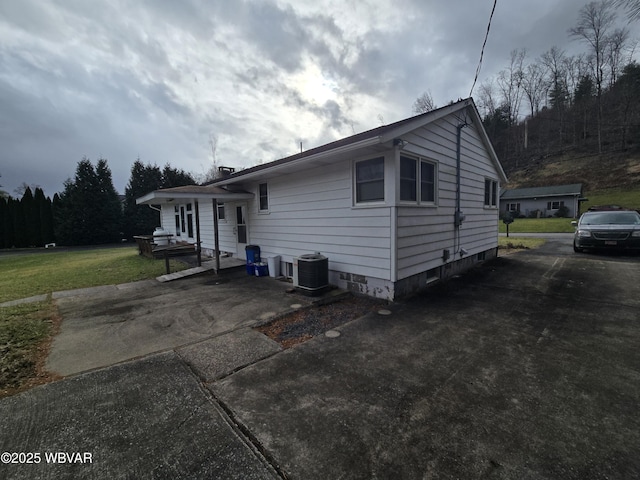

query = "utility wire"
[469,0,498,98]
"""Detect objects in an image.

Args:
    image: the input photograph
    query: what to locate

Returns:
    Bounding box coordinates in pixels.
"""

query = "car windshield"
[581,212,640,225]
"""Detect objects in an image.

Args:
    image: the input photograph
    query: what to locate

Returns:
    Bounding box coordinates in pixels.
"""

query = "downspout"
[212,198,220,273]
[148,204,162,230]
[194,200,202,267]
[454,122,469,256]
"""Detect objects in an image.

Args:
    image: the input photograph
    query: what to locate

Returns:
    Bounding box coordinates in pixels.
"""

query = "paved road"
[1,238,639,479]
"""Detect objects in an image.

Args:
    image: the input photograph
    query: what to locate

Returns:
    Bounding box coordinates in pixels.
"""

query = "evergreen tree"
[0,196,8,248]
[35,187,55,245]
[54,157,122,245]
[161,164,196,188]
[21,187,41,247]
[122,160,163,238]
[95,158,124,243]
[11,197,26,248]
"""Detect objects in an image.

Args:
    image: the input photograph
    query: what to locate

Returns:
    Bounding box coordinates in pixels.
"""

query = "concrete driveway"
[1,238,639,479]
[46,270,318,375]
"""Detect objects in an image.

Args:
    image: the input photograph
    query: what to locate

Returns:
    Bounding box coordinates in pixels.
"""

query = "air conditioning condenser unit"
[293,253,329,295]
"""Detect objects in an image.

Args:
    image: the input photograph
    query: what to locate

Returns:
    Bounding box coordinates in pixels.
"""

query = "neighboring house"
[500,184,583,218]
[137,98,507,300]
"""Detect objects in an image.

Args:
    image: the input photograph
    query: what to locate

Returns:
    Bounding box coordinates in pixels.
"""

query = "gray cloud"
[1,0,638,197]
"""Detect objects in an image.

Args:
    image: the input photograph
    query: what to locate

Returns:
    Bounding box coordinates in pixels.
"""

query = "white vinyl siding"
[246,160,392,280]
[396,116,500,280]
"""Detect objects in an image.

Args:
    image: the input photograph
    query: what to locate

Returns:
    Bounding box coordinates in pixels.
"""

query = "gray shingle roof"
[501,183,583,200]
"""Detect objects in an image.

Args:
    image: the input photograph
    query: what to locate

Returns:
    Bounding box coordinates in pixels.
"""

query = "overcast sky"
[1,0,638,197]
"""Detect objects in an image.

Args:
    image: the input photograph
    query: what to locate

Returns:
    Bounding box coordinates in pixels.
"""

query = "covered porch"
[136,184,254,274]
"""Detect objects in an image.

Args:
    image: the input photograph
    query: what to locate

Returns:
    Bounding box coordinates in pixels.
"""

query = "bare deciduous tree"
[569,0,617,152]
[606,27,630,86]
[522,62,549,117]
[412,90,437,114]
[496,49,526,125]
[477,80,498,118]
[614,0,640,20]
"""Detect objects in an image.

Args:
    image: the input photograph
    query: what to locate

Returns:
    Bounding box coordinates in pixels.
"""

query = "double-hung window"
[400,155,436,204]
[259,183,269,211]
[507,202,520,212]
[484,179,498,207]
[355,157,385,203]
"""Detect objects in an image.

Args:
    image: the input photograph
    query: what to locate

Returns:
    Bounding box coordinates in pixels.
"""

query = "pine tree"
[123,160,163,239]
[21,187,41,247]
[161,164,196,188]
[35,188,55,245]
[54,157,122,245]
[0,197,8,248]
[95,158,124,243]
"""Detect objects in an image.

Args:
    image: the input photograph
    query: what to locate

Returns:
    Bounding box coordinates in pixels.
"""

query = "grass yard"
[498,217,575,234]
[0,247,187,304]
[0,300,61,398]
[0,246,189,397]
[498,236,546,251]
[581,188,640,211]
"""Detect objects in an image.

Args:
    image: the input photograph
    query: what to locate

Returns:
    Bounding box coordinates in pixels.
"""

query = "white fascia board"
[214,136,382,186]
[136,191,253,205]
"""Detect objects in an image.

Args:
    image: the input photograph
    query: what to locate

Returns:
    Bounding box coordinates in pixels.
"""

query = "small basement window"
[426,267,440,284]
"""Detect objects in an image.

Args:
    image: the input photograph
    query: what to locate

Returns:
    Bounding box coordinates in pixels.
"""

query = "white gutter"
[136,190,254,205]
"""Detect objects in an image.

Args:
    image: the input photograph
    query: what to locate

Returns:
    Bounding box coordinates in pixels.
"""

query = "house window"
[174,206,180,237]
[400,156,417,201]
[420,160,436,203]
[186,203,194,238]
[355,157,385,203]
[547,200,564,210]
[217,202,225,220]
[400,155,436,204]
[259,183,269,211]
[507,203,520,212]
[484,179,498,207]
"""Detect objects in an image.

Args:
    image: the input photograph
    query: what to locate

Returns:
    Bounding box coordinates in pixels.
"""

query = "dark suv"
[572,210,640,253]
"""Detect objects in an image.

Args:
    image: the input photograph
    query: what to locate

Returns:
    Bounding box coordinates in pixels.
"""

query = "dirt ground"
[256,296,385,348]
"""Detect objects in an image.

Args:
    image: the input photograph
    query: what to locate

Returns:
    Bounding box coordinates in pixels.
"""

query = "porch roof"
[136,185,253,205]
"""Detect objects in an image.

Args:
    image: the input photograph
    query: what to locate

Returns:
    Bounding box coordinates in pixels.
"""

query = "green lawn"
[581,188,640,211]
[0,301,57,396]
[498,217,576,234]
[498,187,640,234]
[0,246,190,396]
[498,237,546,250]
[0,247,187,304]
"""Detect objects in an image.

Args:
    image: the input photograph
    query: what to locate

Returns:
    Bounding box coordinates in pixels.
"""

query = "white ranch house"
[137,98,507,300]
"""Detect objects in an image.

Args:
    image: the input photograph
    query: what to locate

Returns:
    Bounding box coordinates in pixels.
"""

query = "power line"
[469,0,498,98]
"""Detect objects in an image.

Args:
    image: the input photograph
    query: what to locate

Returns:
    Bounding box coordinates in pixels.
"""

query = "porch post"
[194,200,202,267]
[212,198,220,272]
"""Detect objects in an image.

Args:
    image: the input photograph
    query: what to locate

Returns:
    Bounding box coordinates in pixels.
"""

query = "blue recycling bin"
[245,245,261,264]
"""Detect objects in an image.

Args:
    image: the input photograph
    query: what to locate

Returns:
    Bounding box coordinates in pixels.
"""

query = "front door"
[234,203,248,259]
